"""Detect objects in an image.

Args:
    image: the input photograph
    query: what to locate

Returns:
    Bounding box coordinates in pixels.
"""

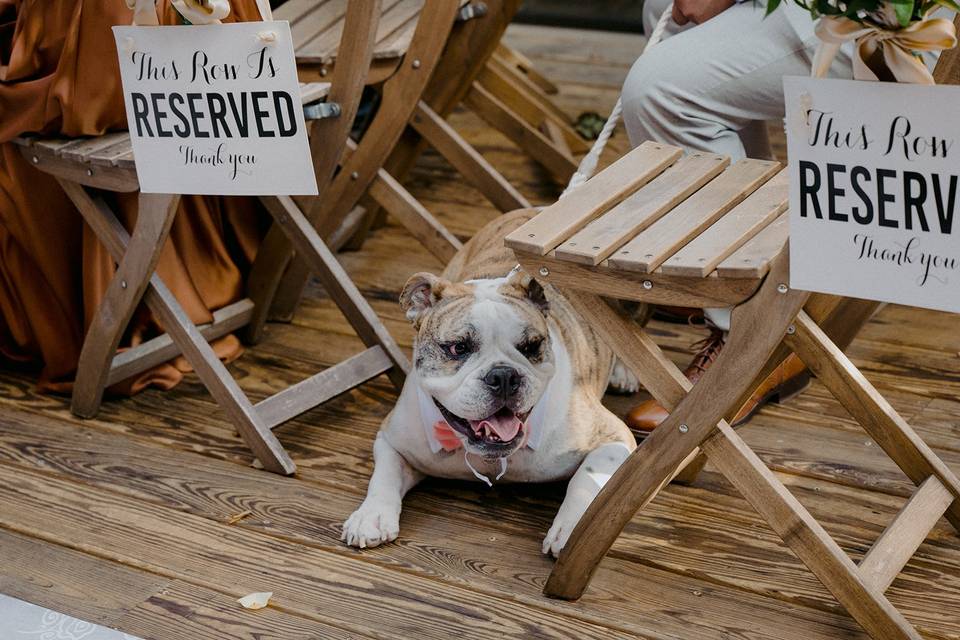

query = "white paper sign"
[112,22,317,196]
[784,77,960,313]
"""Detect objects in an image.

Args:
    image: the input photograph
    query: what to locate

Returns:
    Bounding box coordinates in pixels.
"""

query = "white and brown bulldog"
[342,211,637,556]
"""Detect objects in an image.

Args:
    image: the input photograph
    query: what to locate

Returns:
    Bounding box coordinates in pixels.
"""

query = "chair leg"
[703,422,922,640]
[786,310,960,531]
[545,248,808,600]
[58,180,295,475]
[260,195,410,390]
[70,192,180,418]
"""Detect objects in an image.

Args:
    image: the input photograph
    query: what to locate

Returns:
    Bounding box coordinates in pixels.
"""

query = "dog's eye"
[445,339,472,358]
[518,336,544,359]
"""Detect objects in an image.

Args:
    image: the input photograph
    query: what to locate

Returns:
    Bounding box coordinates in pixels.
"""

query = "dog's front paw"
[341,501,400,549]
[542,513,578,557]
[607,358,639,395]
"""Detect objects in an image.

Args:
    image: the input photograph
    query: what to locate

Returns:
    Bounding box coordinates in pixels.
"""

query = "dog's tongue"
[471,412,523,441]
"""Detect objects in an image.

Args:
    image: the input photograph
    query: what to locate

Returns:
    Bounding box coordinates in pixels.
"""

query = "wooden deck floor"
[2,25,960,640]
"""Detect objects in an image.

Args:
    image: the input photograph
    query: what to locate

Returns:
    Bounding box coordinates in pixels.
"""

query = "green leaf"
[889,0,915,26]
[765,0,783,16]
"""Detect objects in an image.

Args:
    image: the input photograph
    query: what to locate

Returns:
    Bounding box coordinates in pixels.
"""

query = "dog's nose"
[483,366,521,400]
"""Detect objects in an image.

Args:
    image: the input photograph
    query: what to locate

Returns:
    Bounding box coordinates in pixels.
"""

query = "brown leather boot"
[626,330,810,433]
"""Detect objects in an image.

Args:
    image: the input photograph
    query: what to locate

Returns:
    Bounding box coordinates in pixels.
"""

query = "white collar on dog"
[415,326,566,485]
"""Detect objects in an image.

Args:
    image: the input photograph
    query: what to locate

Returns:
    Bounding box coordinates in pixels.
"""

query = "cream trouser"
[621,0,854,330]
[623,1,946,329]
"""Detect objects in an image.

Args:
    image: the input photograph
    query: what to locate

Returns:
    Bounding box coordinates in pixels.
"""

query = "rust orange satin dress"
[0,0,269,393]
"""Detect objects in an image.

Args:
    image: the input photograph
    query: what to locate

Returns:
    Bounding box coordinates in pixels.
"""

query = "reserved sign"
[784,77,959,313]
[112,21,317,195]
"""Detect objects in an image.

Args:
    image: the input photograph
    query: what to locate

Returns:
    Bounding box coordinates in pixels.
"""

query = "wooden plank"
[554,152,729,265]
[106,298,254,387]
[660,169,789,277]
[58,133,130,162]
[516,251,762,308]
[715,212,789,279]
[703,423,923,640]
[299,80,332,104]
[464,83,578,183]
[0,530,171,629]
[0,463,635,640]
[19,146,139,192]
[87,137,135,167]
[0,408,888,640]
[504,140,682,255]
[256,345,392,429]
[609,158,781,273]
[298,0,407,62]
[0,531,361,640]
[366,163,463,263]
[493,43,559,94]
[410,100,531,212]
[858,476,955,593]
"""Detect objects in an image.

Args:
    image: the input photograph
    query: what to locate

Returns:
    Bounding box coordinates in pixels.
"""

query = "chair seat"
[505,141,791,308]
[278,0,464,65]
[12,82,331,192]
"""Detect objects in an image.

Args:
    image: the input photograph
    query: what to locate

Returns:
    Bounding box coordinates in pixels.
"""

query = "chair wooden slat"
[33,138,83,154]
[87,138,135,167]
[554,152,728,266]
[57,133,130,162]
[715,213,788,279]
[372,0,429,60]
[299,81,332,104]
[505,141,683,255]
[281,0,348,51]
[660,169,788,277]
[608,158,781,273]
[298,0,407,62]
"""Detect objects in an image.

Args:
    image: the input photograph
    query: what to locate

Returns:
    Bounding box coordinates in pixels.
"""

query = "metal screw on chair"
[538,266,549,277]
[777,283,788,293]
[642,280,653,290]
[786,324,796,335]
[350,171,359,180]
[319,67,328,77]
[679,424,689,434]
[121,280,128,289]
[412,59,421,69]
[86,169,93,176]
[31,156,39,164]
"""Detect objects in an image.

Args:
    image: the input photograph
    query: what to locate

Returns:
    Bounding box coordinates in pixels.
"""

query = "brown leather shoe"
[626,330,809,433]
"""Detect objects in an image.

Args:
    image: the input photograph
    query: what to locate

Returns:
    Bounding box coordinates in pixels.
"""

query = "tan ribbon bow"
[812,12,957,84]
[171,0,232,25]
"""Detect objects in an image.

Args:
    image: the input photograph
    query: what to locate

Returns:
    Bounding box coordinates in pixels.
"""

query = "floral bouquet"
[764,0,959,82]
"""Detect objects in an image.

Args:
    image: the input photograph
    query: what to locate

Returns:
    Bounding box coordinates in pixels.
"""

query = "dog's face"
[401,271,554,459]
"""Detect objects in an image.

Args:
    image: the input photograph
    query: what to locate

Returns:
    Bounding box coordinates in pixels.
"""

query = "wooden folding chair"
[275,0,584,258]
[13,1,409,476]
[505,136,960,638]
[246,0,468,340]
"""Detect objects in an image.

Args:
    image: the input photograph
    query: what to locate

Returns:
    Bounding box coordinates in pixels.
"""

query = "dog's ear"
[400,272,450,327]
[505,270,549,316]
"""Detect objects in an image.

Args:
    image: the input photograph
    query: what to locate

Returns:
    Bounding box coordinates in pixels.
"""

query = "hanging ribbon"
[126,0,159,25]
[811,12,957,84]
[171,0,231,25]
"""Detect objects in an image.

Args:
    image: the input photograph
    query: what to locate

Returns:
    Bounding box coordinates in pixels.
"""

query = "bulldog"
[342,210,638,556]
